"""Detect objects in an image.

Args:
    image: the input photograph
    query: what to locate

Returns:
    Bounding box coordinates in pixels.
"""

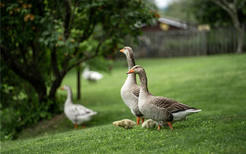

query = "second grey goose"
[127,65,201,130]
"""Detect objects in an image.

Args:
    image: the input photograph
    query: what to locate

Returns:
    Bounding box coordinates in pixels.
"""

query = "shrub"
[0,63,56,140]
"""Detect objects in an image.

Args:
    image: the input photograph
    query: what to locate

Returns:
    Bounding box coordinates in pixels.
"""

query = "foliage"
[162,0,246,53]
[189,0,246,53]
[162,0,246,27]
[0,0,157,139]
[161,0,196,23]
[1,54,246,153]
[0,61,54,140]
[0,0,157,100]
[189,0,246,27]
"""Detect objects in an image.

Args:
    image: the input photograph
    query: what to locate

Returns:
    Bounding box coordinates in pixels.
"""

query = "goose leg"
[136,117,140,125]
[167,122,173,130]
[157,125,161,130]
[141,118,144,124]
[74,124,78,129]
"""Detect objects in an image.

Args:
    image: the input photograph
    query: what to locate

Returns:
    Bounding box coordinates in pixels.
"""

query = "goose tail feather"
[187,109,202,113]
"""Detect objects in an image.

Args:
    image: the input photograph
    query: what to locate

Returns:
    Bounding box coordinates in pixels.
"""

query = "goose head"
[120,46,136,68]
[120,46,134,58]
[60,85,71,91]
[127,65,144,74]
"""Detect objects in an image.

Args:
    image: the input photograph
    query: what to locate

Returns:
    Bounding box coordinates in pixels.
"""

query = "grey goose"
[127,65,201,130]
[120,47,144,125]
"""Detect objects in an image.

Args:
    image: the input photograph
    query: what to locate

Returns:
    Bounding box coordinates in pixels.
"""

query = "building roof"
[158,17,188,29]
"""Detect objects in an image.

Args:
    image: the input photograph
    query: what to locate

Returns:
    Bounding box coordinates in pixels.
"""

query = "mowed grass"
[1,54,246,153]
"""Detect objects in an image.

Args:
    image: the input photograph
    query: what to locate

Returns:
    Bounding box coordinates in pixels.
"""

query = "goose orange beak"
[120,49,124,53]
[127,69,135,74]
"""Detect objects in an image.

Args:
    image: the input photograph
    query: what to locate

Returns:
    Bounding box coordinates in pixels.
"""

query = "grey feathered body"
[120,47,144,117]
[139,93,173,124]
[137,68,201,125]
[121,74,143,117]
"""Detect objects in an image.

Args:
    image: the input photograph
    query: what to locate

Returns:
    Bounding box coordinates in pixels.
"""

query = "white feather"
[82,67,103,81]
[65,104,97,124]
[63,85,97,125]
[172,109,201,121]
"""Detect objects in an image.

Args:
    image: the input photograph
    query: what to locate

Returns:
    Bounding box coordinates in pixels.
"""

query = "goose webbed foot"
[141,118,144,124]
[167,122,173,130]
[136,117,140,125]
[157,124,161,130]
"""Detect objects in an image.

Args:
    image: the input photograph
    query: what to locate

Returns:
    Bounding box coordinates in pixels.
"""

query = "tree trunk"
[49,75,65,100]
[1,46,48,103]
[231,15,244,54]
[48,75,66,113]
[236,27,244,53]
[31,80,47,103]
[77,67,81,100]
[212,0,244,53]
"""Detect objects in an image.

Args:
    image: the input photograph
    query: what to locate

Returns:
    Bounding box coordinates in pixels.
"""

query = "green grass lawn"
[1,54,246,153]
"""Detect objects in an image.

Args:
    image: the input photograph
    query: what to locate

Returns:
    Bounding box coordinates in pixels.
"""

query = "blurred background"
[131,0,246,57]
[0,0,245,142]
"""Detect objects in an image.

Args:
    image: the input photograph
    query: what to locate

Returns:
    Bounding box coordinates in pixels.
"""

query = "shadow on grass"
[18,109,129,140]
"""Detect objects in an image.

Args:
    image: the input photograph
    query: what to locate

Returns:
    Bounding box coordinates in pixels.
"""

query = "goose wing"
[151,96,196,113]
[68,104,96,117]
[90,71,103,80]
[131,85,140,98]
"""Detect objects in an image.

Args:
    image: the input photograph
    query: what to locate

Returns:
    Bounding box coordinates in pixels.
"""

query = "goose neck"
[65,88,73,103]
[126,53,136,69]
[126,73,137,84]
[138,71,149,94]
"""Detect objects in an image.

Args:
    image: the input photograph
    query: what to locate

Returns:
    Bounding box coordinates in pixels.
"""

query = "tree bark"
[48,74,66,100]
[227,6,244,53]
[1,46,47,103]
[77,67,81,100]
[236,26,244,53]
[213,0,244,53]
[64,0,72,40]
[48,75,65,113]
[30,79,47,103]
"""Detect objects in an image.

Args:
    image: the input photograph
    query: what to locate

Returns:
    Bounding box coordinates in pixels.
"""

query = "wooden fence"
[128,27,245,58]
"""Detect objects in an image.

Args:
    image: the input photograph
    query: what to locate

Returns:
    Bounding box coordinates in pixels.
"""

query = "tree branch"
[31,41,37,60]
[213,0,244,53]
[65,39,105,72]
[64,0,72,40]
[213,0,232,14]
[51,46,61,78]
[61,2,97,70]
[212,0,240,28]
[30,39,41,65]
[78,6,96,42]
[19,44,27,64]
[62,25,96,70]
[1,46,28,80]
[1,45,47,101]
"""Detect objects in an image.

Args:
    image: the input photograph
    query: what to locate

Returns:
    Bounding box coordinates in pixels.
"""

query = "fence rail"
[129,27,245,58]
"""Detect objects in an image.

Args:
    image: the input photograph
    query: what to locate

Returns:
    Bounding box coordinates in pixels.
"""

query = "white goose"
[127,65,201,130]
[61,85,97,128]
[120,47,144,125]
[82,67,103,82]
